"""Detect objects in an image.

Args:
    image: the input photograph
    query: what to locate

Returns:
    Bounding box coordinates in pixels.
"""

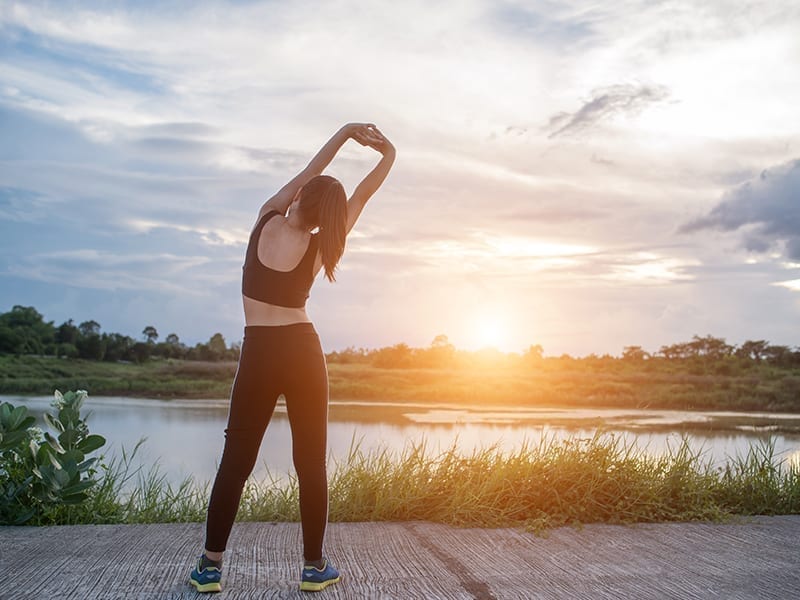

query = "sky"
[1,0,799,356]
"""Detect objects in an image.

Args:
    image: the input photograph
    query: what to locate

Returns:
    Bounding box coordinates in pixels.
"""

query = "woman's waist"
[243,295,312,326]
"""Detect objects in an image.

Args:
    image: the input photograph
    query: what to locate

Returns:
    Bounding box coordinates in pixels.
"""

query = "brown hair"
[296,175,347,282]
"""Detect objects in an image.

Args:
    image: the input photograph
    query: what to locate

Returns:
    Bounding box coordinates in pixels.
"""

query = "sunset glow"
[471,312,510,351]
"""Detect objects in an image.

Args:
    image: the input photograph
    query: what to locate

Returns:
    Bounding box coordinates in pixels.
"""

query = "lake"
[6,395,800,488]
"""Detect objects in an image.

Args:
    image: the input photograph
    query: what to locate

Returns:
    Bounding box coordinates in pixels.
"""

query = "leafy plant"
[0,401,37,523]
[0,390,106,524]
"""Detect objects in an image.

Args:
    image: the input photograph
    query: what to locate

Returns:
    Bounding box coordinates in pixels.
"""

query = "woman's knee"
[294,454,327,484]
[219,432,261,480]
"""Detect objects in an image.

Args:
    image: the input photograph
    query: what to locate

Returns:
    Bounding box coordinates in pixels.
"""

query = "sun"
[473,314,508,350]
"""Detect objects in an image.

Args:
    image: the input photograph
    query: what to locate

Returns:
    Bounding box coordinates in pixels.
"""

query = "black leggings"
[204,323,329,561]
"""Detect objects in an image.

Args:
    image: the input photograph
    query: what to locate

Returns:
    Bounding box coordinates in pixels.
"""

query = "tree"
[142,325,159,344]
[78,320,101,337]
[55,319,79,346]
[103,333,135,362]
[207,333,227,361]
[76,333,105,361]
[658,342,692,360]
[423,334,455,367]
[764,345,791,367]
[0,325,23,354]
[158,332,185,359]
[689,335,733,359]
[54,320,79,356]
[326,346,368,364]
[524,344,544,361]
[0,305,55,355]
[76,320,104,360]
[736,340,769,362]
[622,346,649,361]
[372,343,413,368]
[431,334,451,349]
[132,342,150,364]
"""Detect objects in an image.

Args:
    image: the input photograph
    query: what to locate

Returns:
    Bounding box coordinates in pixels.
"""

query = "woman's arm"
[259,123,376,218]
[345,127,396,234]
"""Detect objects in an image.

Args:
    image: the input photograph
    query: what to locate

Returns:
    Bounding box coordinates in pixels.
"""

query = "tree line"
[0,305,239,363]
[327,334,800,371]
[1,305,798,370]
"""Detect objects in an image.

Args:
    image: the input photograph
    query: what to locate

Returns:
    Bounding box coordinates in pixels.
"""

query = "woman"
[190,123,395,593]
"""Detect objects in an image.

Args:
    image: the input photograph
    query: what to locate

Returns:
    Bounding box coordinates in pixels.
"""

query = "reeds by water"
[50,433,800,530]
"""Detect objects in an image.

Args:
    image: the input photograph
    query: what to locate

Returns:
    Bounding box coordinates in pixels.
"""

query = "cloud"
[0,187,50,222]
[774,279,800,292]
[503,206,608,223]
[546,83,670,138]
[2,0,800,355]
[487,2,600,51]
[680,158,800,260]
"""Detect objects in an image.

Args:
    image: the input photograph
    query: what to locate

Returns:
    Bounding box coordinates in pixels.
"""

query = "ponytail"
[318,183,347,281]
[298,175,348,282]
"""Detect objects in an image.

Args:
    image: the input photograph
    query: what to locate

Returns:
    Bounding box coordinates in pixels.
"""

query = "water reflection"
[7,395,800,488]
[787,449,800,472]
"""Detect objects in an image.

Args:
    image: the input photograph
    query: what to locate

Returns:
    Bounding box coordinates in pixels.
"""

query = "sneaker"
[189,556,222,593]
[300,558,341,592]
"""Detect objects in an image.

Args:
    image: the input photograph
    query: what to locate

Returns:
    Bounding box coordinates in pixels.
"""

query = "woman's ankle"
[202,550,224,567]
[304,557,325,569]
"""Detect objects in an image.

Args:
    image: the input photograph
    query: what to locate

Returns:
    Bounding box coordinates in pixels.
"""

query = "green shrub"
[0,390,106,524]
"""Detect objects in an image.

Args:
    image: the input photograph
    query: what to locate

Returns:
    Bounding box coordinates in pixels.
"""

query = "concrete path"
[2,516,798,599]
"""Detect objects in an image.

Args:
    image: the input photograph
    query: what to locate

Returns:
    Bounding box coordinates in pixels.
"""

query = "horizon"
[1,1,799,355]
[3,301,796,359]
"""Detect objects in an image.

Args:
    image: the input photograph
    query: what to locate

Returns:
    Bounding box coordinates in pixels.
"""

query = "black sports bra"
[242,211,319,308]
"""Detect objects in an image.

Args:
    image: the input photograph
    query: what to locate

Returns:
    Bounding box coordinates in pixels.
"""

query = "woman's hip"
[238,323,325,372]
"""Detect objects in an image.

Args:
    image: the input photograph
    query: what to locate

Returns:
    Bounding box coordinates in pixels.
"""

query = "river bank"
[6,394,800,529]
[2,355,800,412]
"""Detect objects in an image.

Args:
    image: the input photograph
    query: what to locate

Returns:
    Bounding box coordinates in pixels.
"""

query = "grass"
[0,355,235,398]
[3,355,800,412]
[31,434,800,531]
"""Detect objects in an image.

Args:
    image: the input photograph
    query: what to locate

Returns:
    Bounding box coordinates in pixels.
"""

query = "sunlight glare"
[483,235,596,258]
[774,279,800,292]
[788,450,800,473]
[473,313,508,350]
[613,253,697,283]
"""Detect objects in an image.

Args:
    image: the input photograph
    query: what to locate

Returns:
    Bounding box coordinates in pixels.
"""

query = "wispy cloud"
[546,83,671,138]
[7,249,223,295]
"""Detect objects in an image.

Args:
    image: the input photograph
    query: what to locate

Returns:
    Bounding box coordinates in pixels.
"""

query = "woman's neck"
[287,212,313,232]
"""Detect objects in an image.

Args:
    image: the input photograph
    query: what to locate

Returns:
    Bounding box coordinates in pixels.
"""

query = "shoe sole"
[190,578,222,593]
[300,575,341,592]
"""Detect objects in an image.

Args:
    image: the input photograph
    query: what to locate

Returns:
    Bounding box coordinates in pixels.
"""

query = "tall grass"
[42,434,800,530]
[327,434,800,530]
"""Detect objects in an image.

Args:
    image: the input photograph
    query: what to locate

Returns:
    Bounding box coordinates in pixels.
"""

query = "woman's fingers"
[353,131,379,147]
[351,123,387,151]
[369,126,388,141]
[354,129,382,147]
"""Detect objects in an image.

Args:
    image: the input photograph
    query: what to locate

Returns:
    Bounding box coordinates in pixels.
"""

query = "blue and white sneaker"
[189,556,222,593]
[300,558,341,592]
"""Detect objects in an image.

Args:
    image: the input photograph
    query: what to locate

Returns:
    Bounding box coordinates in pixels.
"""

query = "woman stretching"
[190,122,395,593]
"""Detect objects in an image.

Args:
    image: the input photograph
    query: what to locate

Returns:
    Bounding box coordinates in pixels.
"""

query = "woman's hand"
[344,122,373,140]
[347,123,394,155]
[363,126,395,156]
[347,123,381,147]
